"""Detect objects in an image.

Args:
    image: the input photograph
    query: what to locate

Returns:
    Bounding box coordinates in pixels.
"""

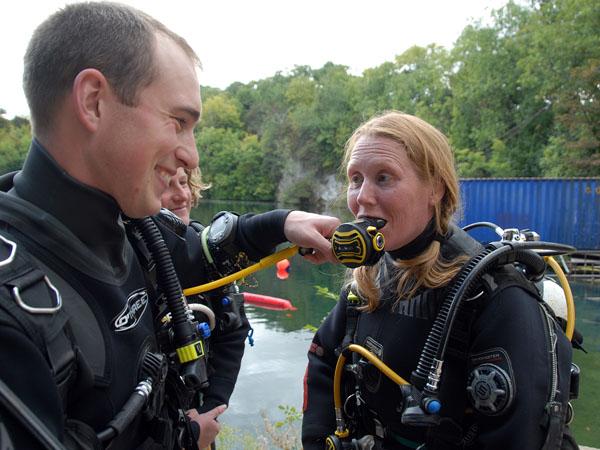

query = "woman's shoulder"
[468,266,543,333]
[440,224,483,260]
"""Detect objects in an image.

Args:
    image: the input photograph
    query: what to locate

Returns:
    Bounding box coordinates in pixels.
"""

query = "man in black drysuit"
[0,3,340,449]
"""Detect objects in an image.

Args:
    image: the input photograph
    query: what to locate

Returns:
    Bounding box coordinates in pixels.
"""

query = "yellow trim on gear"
[334,429,350,438]
[333,343,409,421]
[332,229,367,265]
[176,340,205,363]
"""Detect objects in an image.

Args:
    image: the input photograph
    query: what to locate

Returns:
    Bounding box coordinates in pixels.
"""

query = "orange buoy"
[276,258,291,280]
[242,292,297,311]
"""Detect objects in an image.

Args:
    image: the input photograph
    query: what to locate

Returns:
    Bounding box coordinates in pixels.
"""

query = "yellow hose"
[183,245,298,296]
[333,344,409,410]
[545,256,575,341]
[333,352,348,412]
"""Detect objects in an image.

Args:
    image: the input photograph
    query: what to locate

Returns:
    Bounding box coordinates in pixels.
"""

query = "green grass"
[216,424,266,450]
[216,406,302,450]
[572,350,600,447]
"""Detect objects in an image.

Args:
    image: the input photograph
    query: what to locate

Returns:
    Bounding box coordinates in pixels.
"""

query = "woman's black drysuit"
[302,225,574,449]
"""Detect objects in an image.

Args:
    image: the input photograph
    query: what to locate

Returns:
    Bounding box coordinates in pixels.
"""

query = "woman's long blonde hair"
[186,167,211,207]
[342,111,465,310]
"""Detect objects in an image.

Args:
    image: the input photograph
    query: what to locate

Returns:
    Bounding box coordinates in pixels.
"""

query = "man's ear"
[72,68,108,132]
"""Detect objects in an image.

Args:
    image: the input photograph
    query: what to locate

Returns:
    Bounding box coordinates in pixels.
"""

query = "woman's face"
[160,167,192,225]
[346,136,442,251]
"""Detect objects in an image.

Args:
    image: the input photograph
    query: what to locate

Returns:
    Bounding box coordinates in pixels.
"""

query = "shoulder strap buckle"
[0,234,17,267]
[0,232,61,314]
[12,275,62,314]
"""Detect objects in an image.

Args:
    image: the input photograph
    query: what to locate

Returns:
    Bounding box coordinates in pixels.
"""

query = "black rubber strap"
[0,377,65,450]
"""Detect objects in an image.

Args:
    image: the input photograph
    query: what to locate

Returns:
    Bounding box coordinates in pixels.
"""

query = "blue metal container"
[458,178,600,250]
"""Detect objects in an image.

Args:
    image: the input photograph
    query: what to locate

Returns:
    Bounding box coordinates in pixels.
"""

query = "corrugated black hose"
[411,244,496,390]
[412,241,572,396]
[134,217,195,345]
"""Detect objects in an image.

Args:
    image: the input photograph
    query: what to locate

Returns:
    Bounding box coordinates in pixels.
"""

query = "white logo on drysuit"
[112,288,149,332]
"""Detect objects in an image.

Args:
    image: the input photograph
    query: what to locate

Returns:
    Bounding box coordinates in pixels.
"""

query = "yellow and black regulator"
[331,218,386,268]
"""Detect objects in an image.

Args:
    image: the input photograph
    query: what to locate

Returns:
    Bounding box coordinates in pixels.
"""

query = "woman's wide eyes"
[349,174,362,186]
[348,172,395,187]
[377,173,392,183]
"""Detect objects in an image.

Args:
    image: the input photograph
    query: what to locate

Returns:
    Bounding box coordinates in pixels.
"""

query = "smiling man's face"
[89,34,201,217]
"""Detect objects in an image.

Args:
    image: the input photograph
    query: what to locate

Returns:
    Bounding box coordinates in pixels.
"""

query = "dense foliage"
[1,0,598,203]
[0,109,31,176]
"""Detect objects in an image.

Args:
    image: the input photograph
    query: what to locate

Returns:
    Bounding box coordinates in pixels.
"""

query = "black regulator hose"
[412,240,574,394]
[462,221,504,235]
[411,244,495,390]
[134,217,194,345]
[0,378,65,450]
[134,217,209,392]
[97,379,153,442]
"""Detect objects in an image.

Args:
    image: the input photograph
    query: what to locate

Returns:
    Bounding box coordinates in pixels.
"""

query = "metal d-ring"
[0,234,17,267]
[12,276,62,314]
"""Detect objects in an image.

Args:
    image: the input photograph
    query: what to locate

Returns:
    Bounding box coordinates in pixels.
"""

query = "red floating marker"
[242,292,297,311]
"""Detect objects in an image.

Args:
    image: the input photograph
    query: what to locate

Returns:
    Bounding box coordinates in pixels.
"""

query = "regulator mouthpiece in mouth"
[332,218,386,268]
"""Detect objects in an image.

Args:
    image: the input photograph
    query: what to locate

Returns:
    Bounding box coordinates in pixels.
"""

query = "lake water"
[190,201,600,448]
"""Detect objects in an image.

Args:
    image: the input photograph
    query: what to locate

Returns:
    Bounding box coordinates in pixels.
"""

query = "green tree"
[276,64,361,205]
[195,0,599,202]
[449,2,553,177]
[520,0,600,176]
[195,127,244,199]
[0,111,31,174]
[393,45,453,131]
[227,134,277,201]
[292,63,359,172]
[200,93,243,130]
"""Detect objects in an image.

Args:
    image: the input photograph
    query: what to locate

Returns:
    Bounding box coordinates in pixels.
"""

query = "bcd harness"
[0,211,233,450]
[331,239,580,450]
[0,227,102,449]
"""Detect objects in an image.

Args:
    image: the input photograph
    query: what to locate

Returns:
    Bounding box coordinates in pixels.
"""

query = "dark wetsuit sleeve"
[197,308,250,413]
[0,321,65,449]
[466,285,569,449]
[157,209,291,287]
[154,218,211,288]
[235,209,291,261]
[302,293,348,450]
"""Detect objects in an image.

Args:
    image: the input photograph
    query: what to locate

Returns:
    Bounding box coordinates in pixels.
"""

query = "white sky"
[0,0,508,118]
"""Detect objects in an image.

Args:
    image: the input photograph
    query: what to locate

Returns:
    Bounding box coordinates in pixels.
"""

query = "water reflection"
[242,260,345,332]
[225,321,313,430]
